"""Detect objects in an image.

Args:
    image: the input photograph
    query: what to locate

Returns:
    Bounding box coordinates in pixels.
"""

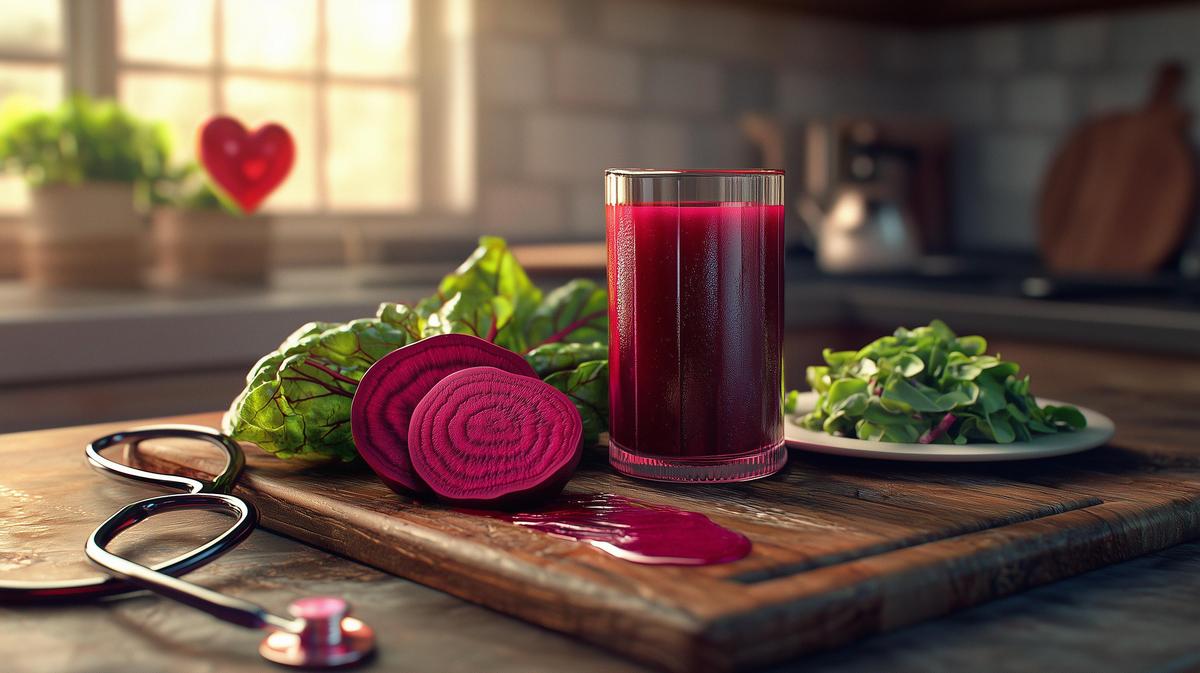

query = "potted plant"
[149,163,273,287]
[0,95,168,288]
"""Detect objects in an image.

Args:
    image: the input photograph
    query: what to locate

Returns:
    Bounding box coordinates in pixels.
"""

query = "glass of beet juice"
[605,169,786,483]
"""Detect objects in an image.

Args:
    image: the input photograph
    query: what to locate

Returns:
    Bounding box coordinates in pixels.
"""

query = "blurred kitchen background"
[2,0,1200,432]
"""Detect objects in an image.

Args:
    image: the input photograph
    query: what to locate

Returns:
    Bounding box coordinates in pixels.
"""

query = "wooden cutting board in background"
[1038,63,1196,275]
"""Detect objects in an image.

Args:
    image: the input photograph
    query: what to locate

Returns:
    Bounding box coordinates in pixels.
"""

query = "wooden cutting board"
[1038,62,1196,275]
[133,419,1200,673]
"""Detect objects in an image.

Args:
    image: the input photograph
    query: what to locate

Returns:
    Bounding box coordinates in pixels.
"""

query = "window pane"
[120,73,212,161]
[0,64,62,104]
[0,0,60,53]
[326,0,415,78]
[326,84,417,211]
[0,64,63,213]
[119,0,214,66]
[223,0,317,72]
[224,77,317,210]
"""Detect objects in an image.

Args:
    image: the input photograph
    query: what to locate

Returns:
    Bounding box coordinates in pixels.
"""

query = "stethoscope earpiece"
[0,425,374,667]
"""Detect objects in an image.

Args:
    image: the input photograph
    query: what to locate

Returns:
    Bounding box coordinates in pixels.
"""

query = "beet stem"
[303,358,361,386]
[919,412,957,444]
[536,309,606,346]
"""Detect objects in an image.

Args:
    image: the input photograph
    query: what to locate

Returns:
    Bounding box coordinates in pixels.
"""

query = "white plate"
[784,392,1115,462]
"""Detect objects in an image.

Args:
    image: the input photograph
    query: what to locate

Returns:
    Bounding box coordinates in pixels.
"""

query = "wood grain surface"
[1038,62,1196,275]
[114,336,1200,673]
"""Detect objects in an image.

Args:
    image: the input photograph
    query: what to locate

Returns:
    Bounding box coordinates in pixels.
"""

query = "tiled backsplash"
[475,0,1200,254]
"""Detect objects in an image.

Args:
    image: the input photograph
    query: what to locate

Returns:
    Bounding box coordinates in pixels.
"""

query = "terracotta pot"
[153,208,272,286]
[23,182,145,289]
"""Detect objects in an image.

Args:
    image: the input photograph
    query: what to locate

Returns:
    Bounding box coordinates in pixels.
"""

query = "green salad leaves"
[796,320,1085,444]
[224,237,610,461]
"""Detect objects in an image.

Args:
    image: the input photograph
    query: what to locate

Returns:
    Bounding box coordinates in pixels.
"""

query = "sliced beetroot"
[408,366,583,508]
[351,334,538,495]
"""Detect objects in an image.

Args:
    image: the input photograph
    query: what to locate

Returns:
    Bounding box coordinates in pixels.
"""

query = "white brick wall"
[480,40,548,107]
[1111,5,1200,66]
[980,132,1056,195]
[481,182,566,240]
[1005,74,1072,127]
[554,43,640,108]
[1051,16,1110,68]
[479,0,568,38]
[971,26,1024,73]
[472,0,1200,252]
[598,0,681,47]
[1084,72,1148,114]
[777,72,838,118]
[930,78,997,126]
[569,185,605,238]
[646,57,723,115]
[525,113,633,182]
[633,119,691,168]
[676,4,766,62]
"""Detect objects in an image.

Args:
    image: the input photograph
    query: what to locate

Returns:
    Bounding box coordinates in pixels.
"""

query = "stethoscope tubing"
[0,425,253,605]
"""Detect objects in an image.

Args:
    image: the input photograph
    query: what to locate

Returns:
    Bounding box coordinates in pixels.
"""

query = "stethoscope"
[0,425,375,668]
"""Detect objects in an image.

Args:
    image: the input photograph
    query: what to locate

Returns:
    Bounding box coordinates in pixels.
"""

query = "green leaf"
[543,360,609,446]
[797,319,1086,444]
[525,341,609,377]
[956,335,987,356]
[881,377,943,412]
[832,391,869,416]
[932,389,974,410]
[783,389,801,415]
[977,375,1007,414]
[987,413,1016,444]
[424,288,517,347]
[376,302,423,341]
[417,236,543,350]
[806,365,831,393]
[824,378,868,412]
[527,278,608,348]
[1043,404,1087,430]
[890,353,925,377]
[863,400,913,426]
[224,318,416,461]
[823,349,857,369]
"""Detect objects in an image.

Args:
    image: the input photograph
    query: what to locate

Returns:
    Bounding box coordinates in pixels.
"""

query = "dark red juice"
[607,199,785,482]
[471,493,751,566]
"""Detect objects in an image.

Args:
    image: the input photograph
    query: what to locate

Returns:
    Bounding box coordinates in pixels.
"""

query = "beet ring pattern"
[408,366,583,507]
[351,334,539,495]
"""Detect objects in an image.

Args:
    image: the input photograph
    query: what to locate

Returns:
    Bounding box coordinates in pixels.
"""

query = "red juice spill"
[470,493,751,566]
[607,201,784,461]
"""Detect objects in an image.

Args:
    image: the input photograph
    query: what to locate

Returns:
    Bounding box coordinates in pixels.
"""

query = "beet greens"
[223,237,611,461]
[795,320,1086,444]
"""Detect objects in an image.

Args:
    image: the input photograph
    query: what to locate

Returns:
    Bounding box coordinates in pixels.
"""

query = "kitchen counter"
[4,333,1200,673]
[2,259,1200,432]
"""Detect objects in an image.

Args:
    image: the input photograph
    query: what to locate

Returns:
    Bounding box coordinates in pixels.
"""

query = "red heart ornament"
[198,116,295,214]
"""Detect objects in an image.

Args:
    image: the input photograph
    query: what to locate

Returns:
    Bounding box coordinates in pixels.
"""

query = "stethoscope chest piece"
[259,596,375,668]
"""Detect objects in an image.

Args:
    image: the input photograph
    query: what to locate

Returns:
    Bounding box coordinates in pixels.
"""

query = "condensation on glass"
[605,169,786,483]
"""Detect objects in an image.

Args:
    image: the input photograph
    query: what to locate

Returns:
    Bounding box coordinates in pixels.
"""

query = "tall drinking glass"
[605,169,786,483]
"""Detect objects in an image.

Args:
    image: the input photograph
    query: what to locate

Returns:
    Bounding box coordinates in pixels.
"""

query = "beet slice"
[408,366,583,508]
[351,334,539,495]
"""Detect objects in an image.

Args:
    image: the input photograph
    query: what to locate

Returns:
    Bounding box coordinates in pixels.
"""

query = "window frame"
[2,0,477,243]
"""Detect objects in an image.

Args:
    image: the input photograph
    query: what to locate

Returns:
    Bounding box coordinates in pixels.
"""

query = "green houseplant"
[0,94,168,288]
[149,163,274,287]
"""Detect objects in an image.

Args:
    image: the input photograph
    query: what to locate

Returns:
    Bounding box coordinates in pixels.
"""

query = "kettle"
[796,121,921,274]
[798,185,920,274]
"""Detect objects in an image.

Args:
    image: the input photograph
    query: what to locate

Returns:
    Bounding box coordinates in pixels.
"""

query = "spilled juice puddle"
[470,493,751,566]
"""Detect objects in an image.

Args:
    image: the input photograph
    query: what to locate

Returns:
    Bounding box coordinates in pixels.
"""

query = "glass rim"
[604,168,784,177]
